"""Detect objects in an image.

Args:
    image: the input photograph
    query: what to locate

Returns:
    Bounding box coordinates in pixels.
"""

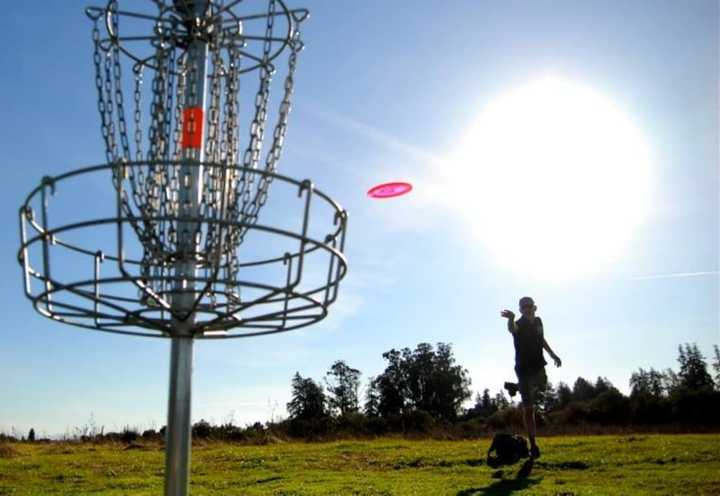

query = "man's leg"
[525,369,545,458]
[517,373,538,453]
[523,405,537,449]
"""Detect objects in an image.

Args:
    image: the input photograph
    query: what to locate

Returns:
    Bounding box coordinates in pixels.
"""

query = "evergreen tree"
[556,382,573,408]
[493,391,510,410]
[325,360,361,417]
[712,344,720,390]
[572,376,597,401]
[630,368,664,397]
[287,372,327,420]
[630,368,649,396]
[480,389,494,415]
[371,350,406,417]
[677,343,714,391]
[541,382,559,412]
[647,369,665,397]
[363,377,381,417]
[467,389,497,418]
[662,368,681,395]
[594,377,615,395]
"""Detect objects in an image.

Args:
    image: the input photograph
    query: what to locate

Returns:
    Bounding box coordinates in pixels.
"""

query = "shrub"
[141,429,158,439]
[192,420,212,439]
[402,410,435,433]
[287,416,333,439]
[588,390,631,425]
[121,427,139,444]
[487,407,524,430]
[334,412,370,435]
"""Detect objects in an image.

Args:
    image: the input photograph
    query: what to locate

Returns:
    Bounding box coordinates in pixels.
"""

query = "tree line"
[7,342,718,443]
[279,342,720,438]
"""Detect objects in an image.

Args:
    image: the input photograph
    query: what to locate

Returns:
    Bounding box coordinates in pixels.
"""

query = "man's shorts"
[515,367,547,407]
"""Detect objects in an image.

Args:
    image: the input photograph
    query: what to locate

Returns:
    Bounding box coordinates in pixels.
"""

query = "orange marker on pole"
[181,107,204,149]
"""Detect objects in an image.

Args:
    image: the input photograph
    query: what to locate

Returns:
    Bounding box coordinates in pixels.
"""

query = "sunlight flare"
[448,76,653,280]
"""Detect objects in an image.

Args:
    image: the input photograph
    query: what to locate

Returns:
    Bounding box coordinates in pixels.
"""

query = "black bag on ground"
[486,433,529,468]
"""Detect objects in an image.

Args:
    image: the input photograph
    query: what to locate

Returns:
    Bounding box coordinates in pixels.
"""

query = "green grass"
[1,434,718,495]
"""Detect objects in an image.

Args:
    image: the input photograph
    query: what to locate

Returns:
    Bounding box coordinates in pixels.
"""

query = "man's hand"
[501,309,515,320]
[552,355,562,368]
[502,309,518,334]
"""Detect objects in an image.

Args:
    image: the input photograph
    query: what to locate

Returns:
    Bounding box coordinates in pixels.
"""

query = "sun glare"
[449,76,652,280]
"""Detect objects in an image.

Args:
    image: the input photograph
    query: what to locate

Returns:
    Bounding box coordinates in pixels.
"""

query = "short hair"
[519,296,535,306]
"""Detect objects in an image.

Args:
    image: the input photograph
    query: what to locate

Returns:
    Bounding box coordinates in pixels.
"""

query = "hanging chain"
[243,24,302,225]
[92,16,114,165]
[112,3,130,165]
[133,66,145,161]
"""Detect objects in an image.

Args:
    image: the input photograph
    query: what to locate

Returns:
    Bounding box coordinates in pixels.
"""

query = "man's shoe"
[503,382,519,398]
[530,444,540,459]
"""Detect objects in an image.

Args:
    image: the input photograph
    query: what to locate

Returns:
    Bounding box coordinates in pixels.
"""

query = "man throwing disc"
[501,296,562,458]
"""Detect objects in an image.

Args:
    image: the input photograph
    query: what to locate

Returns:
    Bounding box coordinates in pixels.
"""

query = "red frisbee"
[367,181,413,199]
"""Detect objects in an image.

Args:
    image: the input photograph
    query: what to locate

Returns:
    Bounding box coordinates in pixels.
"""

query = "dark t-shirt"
[513,316,547,373]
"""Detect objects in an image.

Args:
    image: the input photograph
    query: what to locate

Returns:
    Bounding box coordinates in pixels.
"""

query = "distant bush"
[402,410,435,433]
[486,407,524,430]
[630,393,672,424]
[192,420,212,439]
[587,390,631,425]
[141,429,159,440]
[365,416,389,435]
[454,417,486,438]
[287,416,333,439]
[121,427,139,444]
[98,427,140,444]
[670,389,720,424]
[333,412,371,436]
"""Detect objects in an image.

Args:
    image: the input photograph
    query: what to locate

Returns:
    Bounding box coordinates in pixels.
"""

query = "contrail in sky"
[633,270,719,281]
[300,101,440,165]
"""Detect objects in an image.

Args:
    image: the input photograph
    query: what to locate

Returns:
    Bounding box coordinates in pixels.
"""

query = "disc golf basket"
[17,1,347,494]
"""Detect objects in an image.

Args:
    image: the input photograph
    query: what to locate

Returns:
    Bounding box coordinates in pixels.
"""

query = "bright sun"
[449,76,652,281]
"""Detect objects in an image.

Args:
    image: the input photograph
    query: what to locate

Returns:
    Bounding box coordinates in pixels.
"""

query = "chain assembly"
[87,0,307,311]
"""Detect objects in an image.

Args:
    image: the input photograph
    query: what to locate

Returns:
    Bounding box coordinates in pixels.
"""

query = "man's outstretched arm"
[501,310,518,334]
[543,338,562,367]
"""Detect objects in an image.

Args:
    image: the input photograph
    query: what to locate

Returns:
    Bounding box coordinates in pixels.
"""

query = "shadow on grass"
[535,460,589,470]
[457,458,541,496]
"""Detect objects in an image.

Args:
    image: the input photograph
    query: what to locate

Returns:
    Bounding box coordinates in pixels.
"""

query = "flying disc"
[367,181,413,199]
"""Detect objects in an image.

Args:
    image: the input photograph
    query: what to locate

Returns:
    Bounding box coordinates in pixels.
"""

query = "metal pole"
[165,1,210,495]
[165,333,194,495]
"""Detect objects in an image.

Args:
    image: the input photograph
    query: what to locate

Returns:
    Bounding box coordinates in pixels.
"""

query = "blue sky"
[1,0,718,437]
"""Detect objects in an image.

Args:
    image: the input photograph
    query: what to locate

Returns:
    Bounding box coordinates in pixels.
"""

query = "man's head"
[519,296,536,318]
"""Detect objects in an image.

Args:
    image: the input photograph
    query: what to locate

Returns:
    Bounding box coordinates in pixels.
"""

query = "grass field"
[1,434,718,495]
